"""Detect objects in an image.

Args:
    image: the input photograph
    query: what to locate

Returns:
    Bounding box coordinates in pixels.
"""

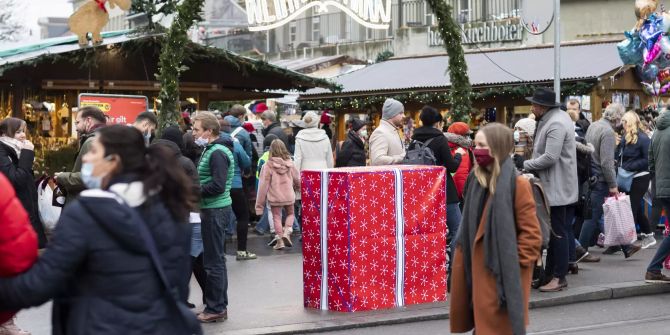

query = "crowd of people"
[1,88,670,334]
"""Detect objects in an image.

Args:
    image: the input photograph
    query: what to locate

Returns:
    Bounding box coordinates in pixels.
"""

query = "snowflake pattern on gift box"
[301,166,447,312]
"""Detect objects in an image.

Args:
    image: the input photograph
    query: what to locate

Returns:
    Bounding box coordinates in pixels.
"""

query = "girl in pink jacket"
[255,140,300,250]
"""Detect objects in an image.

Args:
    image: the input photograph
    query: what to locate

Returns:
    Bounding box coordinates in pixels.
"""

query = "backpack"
[514,173,552,249]
[403,138,437,165]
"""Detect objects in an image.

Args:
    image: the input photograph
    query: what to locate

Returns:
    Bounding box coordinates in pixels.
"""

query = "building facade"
[262,0,636,61]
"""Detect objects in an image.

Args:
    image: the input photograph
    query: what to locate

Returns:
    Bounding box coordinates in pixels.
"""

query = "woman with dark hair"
[450,123,542,335]
[0,117,47,249]
[0,125,201,335]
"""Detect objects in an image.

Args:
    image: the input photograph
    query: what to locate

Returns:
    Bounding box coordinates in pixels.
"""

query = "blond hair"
[193,111,221,136]
[622,111,641,145]
[474,123,514,195]
[269,139,291,160]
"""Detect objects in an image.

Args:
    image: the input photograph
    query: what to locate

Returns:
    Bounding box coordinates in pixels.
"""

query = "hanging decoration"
[424,0,473,122]
[69,0,132,46]
[298,82,595,111]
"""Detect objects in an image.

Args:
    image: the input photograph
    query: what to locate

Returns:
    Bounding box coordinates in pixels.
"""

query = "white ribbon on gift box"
[319,169,406,311]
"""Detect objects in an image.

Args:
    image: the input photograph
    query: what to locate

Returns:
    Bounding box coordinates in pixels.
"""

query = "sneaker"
[596,233,605,248]
[645,271,670,283]
[603,246,622,255]
[641,233,657,249]
[273,238,286,250]
[624,244,642,259]
[236,251,257,261]
[581,253,601,262]
[0,318,30,335]
[282,230,293,248]
[267,235,279,247]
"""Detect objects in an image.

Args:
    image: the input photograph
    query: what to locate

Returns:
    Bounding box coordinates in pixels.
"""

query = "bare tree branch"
[0,0,24,42]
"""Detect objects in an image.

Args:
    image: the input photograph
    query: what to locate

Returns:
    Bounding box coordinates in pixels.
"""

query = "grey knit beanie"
[382,98,404,120]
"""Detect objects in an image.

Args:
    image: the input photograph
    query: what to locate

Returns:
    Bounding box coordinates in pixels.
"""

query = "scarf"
[0,136,22,158]
[456,158,526,335]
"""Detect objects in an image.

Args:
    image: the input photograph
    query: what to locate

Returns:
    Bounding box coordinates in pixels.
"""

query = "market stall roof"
[300,40,623,99]
[0,31,338,99]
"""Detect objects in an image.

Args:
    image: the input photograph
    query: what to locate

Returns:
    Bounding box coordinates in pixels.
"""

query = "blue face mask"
[195,136,209,147]
[81,162,103,189]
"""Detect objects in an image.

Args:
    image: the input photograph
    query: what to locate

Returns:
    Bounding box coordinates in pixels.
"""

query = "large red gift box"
[301,165,447,312]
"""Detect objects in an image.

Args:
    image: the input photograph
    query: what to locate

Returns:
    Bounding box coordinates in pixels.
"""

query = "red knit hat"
[242,122,255,133]
[447,122,472,136]
[255,102,268,113]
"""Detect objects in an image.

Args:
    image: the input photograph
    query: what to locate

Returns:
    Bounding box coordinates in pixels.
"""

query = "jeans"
[446,203,462,242]
[647,198,670,272]
[566,206,576,263]
[546,205,571,279]
[294,200,302,232]
[230,188,250,251]
[201,207,231,314]
[579,181,609,250]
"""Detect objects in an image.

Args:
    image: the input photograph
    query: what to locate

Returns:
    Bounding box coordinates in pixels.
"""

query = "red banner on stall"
[78,94,148,125]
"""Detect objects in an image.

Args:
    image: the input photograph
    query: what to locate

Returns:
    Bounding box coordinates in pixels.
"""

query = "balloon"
[642,80,662,96]
[659,35,670,54]
[656,51,670,67]
[640,14,664,50]
[618,31,644,65]
[658,68,670,84]
[661,12,670,32]
[640,64,660,81]
[644,39,663,65]
[661,82,670,94]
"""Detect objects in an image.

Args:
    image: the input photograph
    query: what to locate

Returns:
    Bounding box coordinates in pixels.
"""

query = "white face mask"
[513,130,520,143]
[195,136,209,147]
[358,129,368,138]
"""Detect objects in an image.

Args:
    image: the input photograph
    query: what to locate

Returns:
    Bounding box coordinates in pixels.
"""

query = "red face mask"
[473,148,494,167]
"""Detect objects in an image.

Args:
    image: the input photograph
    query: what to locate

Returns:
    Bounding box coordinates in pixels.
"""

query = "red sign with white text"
[78,94,148,125]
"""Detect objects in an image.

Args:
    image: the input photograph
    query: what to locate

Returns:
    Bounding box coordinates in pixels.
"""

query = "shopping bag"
[603,193,637,246]
[664,221,670,270]
[37,178,64,231]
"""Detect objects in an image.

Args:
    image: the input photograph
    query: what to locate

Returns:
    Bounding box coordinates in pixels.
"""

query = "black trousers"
[625,174,652,234]
[191,254,206,304]
[230,188,250,251]
[545,205,570,280]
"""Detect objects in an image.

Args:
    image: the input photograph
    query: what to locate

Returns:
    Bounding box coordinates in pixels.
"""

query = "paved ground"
[13,233,670,335]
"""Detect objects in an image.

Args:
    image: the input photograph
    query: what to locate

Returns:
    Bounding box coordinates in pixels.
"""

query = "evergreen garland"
[156,0,204,131]
[424,0,473,122]
[298,82,596,111]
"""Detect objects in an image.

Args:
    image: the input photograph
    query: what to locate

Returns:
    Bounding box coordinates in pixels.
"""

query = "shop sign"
[429,20,523,46]
[78,94,148,125]
[245,0,391,31]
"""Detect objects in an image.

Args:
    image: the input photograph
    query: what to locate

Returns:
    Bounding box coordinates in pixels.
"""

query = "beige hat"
[301,111,320,128]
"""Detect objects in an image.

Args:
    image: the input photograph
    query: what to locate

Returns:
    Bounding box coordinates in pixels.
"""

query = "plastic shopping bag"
[664,220,670,270]
[37,178,64,231]
[603,193,637,246]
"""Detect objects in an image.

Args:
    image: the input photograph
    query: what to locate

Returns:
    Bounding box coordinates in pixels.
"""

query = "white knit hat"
[514,118,536,136]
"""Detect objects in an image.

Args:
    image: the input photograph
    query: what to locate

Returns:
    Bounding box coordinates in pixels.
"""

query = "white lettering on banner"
[246,0,391,31]
[428,20,524,47]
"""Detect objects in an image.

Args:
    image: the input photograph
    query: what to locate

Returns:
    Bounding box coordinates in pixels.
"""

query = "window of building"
[289,21,297,43]
[312,16,320,41]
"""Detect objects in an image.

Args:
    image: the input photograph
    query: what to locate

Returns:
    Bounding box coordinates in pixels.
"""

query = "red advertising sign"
[78,94,149,125]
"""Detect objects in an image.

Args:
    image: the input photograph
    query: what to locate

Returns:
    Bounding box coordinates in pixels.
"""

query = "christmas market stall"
[0,31,337,173]
[298,40,650,143]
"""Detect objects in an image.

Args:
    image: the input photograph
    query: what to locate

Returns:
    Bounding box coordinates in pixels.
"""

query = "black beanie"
[351,119,365,132]
[420,105,442,126]
[161,126,185,152]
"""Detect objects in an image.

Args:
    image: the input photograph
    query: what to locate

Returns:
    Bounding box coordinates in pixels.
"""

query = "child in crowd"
[255,140,300,250]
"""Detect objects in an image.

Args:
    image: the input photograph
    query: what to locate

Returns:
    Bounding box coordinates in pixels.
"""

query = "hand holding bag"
[603,192,637,246]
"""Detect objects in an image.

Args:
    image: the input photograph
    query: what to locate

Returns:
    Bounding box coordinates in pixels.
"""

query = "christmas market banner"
[301,166,447,312]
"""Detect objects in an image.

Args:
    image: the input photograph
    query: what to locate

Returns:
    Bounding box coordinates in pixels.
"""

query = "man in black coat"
[336,119,368,167]
[259,110,290,152]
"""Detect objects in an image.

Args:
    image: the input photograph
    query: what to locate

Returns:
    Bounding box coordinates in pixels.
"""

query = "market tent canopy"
[300,41,624,99]
[0,31,338,100]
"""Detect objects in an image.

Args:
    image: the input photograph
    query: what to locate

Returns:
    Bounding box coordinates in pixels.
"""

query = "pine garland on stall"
[156,0,204,131]
[425,0,473,122]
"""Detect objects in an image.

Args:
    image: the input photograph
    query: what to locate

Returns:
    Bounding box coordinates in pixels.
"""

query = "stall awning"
[301,40,624,99]
[0,31,339,98]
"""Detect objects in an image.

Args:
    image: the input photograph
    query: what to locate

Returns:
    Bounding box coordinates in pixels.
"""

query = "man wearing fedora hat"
[521,87,578,292]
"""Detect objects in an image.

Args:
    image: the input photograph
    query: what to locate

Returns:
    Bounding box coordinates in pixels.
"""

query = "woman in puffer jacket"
[0,173,37,335]
[445,122,474,201]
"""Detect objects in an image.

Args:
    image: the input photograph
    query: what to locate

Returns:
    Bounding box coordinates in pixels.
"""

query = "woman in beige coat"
[450,123,542,335]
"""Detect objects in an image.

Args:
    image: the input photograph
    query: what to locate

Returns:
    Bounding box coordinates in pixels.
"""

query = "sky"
[5,0,73,44]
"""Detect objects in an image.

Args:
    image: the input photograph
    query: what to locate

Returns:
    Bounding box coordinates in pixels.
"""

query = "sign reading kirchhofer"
[429,20,524,46]
[245,0,392,31]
